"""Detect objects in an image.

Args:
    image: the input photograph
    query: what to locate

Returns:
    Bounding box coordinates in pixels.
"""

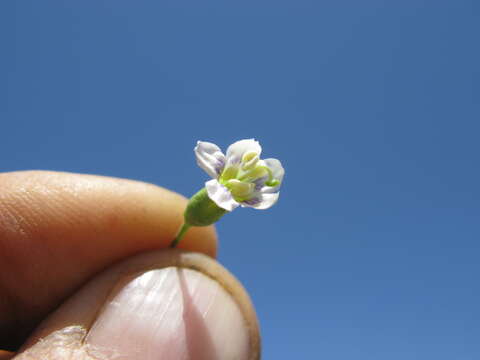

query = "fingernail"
[85,267,251,360]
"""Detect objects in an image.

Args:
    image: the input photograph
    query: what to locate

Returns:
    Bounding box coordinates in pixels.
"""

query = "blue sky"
[2,1,479,358]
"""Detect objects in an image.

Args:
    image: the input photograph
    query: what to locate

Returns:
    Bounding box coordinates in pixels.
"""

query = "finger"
[15,250,260,360]
[0,171,217,350]
[0,350,14,360]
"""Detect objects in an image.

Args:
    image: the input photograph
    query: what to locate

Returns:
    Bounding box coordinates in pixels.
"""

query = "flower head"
[195,139,284,211]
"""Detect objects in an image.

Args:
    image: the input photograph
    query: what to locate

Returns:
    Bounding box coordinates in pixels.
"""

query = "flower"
[170,138,284,247]
[194,139,284,212]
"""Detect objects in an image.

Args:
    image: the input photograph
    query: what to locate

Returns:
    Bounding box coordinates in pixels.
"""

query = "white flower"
[195,139,284,211]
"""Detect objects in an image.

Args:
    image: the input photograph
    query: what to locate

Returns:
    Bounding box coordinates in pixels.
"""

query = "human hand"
[0,171,260,360]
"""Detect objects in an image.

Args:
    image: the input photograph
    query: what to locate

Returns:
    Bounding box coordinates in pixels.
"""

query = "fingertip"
[19,250,260,360]
[0,170,218,256]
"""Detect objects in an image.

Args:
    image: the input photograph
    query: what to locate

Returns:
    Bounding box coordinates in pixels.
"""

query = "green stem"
[170,223,191,248]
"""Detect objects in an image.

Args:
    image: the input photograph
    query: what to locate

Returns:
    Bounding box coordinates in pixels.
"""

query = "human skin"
[0,171,260,360]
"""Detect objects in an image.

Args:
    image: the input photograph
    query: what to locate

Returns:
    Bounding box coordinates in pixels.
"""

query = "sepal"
[184,188,227,226]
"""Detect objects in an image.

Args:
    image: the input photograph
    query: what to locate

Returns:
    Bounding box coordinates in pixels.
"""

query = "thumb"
[14,250,260,360]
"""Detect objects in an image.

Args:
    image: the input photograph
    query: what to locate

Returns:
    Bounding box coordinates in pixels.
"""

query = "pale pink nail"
[85,267,250,360]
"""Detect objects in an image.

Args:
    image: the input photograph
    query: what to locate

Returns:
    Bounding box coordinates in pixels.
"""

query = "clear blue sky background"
[2,1,479,359]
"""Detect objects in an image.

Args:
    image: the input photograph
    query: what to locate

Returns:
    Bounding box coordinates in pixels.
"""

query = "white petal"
[264,158,284,182]
[261,158,285,193]
[195,141,226,178]
[226,139,262,166]
[241,192,280,210]
[205,179,239,212]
